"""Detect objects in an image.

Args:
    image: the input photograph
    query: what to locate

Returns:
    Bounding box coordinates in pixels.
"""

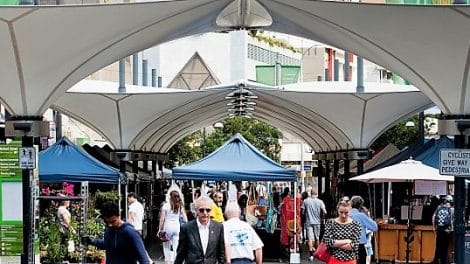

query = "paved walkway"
[147,239,323,264]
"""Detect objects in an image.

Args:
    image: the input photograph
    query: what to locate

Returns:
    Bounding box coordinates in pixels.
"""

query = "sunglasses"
[198,208,212,213]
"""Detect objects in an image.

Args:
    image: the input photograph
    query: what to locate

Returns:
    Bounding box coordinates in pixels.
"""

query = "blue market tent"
[367,136,454,172]
[415,136,454,169]
[172,133,296,181]
[39,137,122,184]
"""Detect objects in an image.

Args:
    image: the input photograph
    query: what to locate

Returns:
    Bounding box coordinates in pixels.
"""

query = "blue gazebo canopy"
[172,133,296,181]
[368,136,454,172]
[415,136,454,169]
[39,137,122,184]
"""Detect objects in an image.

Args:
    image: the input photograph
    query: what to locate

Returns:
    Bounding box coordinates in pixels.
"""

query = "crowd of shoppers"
[78,181,384,264]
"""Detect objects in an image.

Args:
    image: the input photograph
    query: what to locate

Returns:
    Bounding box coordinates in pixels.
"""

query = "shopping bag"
[313,242,331,263]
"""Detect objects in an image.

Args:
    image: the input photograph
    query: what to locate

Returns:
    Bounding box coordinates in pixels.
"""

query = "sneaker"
[309,256,314,261]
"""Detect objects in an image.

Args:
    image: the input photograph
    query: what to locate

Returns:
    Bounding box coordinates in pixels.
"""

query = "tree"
[167,117,283,167]
[167,132,202,167]
[371,113,438,151]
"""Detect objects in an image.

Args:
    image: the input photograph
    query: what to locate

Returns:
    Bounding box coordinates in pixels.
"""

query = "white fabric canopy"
[0,1,469,117]
[52,80,227,150]
[349,159,454,183]
[53,80,432,152]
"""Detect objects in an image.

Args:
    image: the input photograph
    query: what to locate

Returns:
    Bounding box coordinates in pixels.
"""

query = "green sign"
[0,141,22,179]
[256,65,301,86]
[0,223,23,256]
[0,0,20,5]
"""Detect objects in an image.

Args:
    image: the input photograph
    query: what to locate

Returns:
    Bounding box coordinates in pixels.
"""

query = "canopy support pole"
[437,116,470,264]
[5,116,49,264]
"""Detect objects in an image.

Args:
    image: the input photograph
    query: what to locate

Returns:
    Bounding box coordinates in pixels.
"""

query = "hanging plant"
[248,30,299,53]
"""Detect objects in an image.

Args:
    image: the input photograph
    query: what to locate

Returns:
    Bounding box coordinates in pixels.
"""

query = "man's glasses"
[198,208,212,213]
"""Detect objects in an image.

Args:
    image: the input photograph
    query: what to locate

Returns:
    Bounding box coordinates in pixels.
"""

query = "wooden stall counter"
[377,223,436,263]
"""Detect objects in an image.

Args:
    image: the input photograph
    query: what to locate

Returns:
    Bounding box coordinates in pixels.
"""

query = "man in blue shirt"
[350,196,377,264]
[91,201,150,264]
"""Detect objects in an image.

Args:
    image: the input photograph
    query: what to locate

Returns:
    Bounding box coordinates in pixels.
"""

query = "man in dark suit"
[175,196,225,264]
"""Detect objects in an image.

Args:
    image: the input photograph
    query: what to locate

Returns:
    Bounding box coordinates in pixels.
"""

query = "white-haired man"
[223,202,263,264]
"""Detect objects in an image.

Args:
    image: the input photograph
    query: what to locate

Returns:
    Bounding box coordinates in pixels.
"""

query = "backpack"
[435,206,451,229]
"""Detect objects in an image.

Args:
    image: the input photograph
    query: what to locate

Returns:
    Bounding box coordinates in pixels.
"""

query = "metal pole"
[344,52,350,81]
[418,112,425,146]
[132,54,138,85]
[453,134,465,264]
[318,160,323,195]
[202,128,206,157]
[356,57,364,93]
[325,160,330,195]
[275,61,281,86]
[119,160,126,220]
[142,60,148,86]
[151,69,157,87]
[119,59,126,93]
[300,143,305,192]
[21,136,33,264]
[357,159,364,194]
[334,59,339,81]
[54,110,62,139]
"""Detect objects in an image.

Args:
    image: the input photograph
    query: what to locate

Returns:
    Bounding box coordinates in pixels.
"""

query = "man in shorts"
[301,190,327,261]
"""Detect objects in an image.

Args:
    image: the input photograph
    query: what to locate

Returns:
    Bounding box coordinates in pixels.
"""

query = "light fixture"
[405,121,415,127]
[224,85,258,117]
[213,122,224,129]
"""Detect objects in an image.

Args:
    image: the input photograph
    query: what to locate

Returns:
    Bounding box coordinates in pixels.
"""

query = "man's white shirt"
[129,201,144,231]
[223,218,263,261]
[197,219,210,254]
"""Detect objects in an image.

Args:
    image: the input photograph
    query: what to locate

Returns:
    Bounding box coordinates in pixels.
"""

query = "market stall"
[173,133,297,260]
[39,137,123,184]
[350,159,454,263]
[172,133,296,182]
[38,137,123,263]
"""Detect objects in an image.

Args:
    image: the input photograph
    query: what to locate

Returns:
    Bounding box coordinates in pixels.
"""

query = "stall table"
[377,223,439,263]
[255,228,281,260]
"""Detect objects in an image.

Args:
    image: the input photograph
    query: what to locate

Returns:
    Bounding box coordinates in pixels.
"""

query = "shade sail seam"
[8,22,26,114]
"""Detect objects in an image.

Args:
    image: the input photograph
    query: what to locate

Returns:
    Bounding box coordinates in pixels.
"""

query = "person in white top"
[158,190,188,264]
[223,201,263,264]
[127,192,145,235]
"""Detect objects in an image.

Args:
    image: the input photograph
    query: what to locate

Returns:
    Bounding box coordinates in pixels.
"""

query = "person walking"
[322,200,361,264]
[158,190,188,264]
[432,195,454,264]
[349,196,377,264]
[127,192,145,236]
[174,196,225,264]
[57,199,75,239]
[57,199,75,258]
[90,201,150,264]
[223,202,264,264]
[302,190,327,261]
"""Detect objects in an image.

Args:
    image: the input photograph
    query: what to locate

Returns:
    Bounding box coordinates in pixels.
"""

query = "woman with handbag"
[158,190,188,264]
[320,200,361,264]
